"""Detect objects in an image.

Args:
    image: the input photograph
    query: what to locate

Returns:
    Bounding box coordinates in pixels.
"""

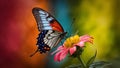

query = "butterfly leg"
[29,49,39,57]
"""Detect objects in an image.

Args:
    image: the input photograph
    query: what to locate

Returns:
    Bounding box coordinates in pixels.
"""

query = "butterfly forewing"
[32,8,64,32]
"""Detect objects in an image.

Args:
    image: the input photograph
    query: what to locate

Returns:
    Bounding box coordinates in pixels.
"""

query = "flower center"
[64,35,80,48]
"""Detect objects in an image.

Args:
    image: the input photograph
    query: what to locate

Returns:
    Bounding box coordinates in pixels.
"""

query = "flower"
[52,35,93,62]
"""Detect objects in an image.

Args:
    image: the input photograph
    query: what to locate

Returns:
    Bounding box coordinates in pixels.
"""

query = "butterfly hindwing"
[37,30,66,53]
[43,30,63,48]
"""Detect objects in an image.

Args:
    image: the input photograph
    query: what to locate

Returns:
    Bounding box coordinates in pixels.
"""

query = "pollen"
[64,35,80,48]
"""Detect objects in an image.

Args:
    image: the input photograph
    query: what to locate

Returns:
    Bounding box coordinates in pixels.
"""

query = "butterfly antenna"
[67,18,76,37]
[70,18,76,29]
[74,30,79,35]
[30,49,39,57]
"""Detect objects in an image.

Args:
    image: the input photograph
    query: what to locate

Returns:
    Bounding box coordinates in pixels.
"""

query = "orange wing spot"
[50,20,64,32]
[43,46,50,51]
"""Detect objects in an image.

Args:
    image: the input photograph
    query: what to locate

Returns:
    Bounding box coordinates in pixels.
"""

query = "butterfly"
[30,7,67,57]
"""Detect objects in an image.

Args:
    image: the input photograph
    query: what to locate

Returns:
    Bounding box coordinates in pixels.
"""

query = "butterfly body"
[32,7,67,54]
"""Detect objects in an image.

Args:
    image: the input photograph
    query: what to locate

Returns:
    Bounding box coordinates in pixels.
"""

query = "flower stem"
[77,56,86,68]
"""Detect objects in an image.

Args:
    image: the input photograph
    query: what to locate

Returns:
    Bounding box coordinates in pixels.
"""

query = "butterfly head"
[60,32,67,38]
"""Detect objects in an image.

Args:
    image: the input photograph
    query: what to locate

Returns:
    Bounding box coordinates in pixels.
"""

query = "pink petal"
[80,35,93,43]
[59,49,68,61]
[80,35,89,41]
[57,45,65,50]
[76,42,84,47]
[51,45,64,55]
[69,46,76,55]
[54,50,63,62]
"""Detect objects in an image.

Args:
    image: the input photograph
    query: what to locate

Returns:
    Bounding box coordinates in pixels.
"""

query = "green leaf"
[65,64,82,68]
[80,43,97,67]
[89,61,112,68]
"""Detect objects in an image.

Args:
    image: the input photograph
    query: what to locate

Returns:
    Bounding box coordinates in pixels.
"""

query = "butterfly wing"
[32,7,67,54]
[32,7,64,32]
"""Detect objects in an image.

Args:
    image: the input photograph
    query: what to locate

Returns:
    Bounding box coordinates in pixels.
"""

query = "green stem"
[77,56,86,68]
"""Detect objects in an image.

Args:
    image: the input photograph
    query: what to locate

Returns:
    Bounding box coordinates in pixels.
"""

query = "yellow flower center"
[64,35,80,48]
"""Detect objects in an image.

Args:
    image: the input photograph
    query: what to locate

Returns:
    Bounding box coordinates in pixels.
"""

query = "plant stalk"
[77,56,86,68]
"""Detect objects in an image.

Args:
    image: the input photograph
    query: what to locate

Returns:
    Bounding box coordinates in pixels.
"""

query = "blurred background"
[0,0,120,68]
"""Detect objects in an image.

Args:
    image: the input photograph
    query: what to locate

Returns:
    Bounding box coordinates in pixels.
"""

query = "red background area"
[0,0,49,68]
